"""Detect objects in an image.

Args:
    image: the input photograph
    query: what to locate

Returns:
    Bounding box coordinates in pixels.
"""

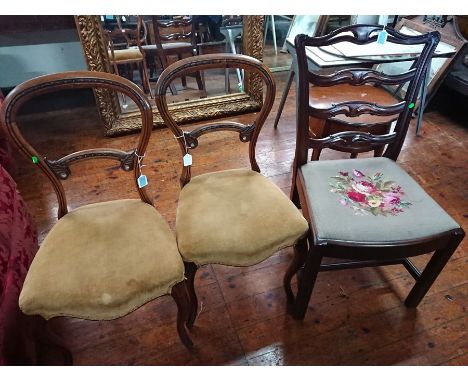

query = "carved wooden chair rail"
[0,71,154,218]
[154,53,276,187]
[153,17,196,44]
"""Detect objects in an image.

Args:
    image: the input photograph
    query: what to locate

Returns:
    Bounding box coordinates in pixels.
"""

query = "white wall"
[354,15,381,24]
[0,32,87,88]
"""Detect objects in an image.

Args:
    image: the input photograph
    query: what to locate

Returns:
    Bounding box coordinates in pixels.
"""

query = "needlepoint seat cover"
[176,169,309,266]
[301,157,460,244]
[19,199,185,320]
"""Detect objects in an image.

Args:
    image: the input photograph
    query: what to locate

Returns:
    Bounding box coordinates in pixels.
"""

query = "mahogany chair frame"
[0,71,193,350]
[155,53,276,327]
[286,25,465,320]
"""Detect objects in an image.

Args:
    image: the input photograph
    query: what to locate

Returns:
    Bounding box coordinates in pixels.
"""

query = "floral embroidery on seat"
[329,170,412,216]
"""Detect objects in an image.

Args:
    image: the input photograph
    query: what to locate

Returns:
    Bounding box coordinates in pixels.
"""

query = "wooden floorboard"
[10,71,468,365]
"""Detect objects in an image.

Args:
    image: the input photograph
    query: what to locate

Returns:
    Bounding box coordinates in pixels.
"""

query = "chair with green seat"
[286,26,465,320]
[0,71,194,361]
[154,53,309,327]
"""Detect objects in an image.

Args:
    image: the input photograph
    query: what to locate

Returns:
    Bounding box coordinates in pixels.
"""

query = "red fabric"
[0,164,42,365]
[0,90,15,175]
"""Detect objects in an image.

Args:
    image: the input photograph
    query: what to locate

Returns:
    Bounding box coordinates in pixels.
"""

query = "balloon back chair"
[287,26,465,320]
[0,72,194,362]
[155,53,309,327]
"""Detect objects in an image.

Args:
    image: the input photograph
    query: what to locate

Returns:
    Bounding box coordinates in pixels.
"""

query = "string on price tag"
[174,131,193,167]
[135,152,148,188]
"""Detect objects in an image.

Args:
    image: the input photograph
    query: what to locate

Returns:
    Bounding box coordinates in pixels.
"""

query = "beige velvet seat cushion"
[300,157,460,245]
[19,199,185,320]
[109,48,143,62]
[176,169,309,266]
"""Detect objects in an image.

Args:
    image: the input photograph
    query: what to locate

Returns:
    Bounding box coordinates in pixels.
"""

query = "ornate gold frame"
[74,15,264,136]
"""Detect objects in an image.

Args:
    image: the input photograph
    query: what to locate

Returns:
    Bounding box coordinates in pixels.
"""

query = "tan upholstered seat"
[109,48,144,62]
[19,199,185,320]
[176,169,309,266]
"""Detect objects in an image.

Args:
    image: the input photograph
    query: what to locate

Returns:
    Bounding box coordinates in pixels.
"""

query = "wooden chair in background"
[105,17,152,96]
[142,16,205,96]
[0,72,194,361]
[286,26,465,320]
[155,53,309,327]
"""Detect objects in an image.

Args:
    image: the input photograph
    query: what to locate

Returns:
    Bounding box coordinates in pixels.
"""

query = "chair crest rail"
[307,131,397,150]
[309,101,405,119]
[301,24,436,47]
[309,68,417,87]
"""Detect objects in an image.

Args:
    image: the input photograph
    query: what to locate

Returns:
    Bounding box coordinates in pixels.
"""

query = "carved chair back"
[151,16,197,53]
[116,16,148,48]
[155,53,275,187]
[105,16,147,62]
[222,16,243,28]
[0,71,153,218]
[294,24,440,168]
[105,29,125,62]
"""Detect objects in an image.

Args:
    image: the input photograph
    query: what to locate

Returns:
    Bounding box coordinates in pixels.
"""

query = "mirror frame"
[74,15,265,136]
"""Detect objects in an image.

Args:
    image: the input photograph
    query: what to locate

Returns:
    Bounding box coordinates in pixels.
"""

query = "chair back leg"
[38,319,73,365]
[170,282,194,348]
[184,262,199,328]
[293,240,324,320]
[405,229,465,307]
[284,236,308,306]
